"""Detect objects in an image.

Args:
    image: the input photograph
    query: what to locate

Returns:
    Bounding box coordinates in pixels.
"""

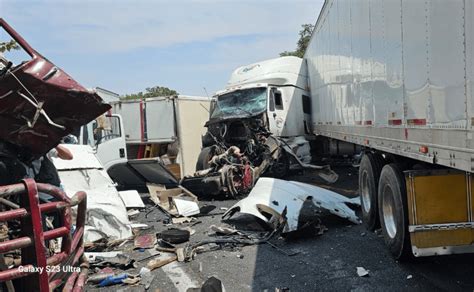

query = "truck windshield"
[211,87,267,119]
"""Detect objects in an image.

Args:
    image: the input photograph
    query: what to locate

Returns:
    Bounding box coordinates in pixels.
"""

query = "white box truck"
[79,95,213,191]
[305,0,474,259]
[110,95,212,178]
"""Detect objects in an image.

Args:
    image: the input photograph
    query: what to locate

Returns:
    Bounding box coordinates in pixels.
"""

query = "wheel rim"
[382,184,397,239]
[361,170,371,213]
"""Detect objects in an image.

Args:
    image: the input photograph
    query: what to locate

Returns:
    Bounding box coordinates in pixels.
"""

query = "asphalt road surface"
[86,165,474,292]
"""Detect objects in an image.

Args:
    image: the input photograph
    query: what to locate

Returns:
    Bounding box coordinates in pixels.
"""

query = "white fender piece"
[222,177,360,233]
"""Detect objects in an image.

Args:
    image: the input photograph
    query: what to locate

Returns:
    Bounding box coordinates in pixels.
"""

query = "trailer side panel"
[306,0,473,172]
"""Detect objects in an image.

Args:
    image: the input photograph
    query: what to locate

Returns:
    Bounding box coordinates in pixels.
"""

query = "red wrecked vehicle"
[0,18,110,291]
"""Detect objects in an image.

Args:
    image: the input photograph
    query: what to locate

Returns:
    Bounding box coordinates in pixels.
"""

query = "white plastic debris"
[223,178,360,233]
[356,267,369,277]
[119,190,145,208]
[85,251,122,262]
[174,198,200,217]
[54,145,132,243]
[131,223,149,230]
[148,184,200,217]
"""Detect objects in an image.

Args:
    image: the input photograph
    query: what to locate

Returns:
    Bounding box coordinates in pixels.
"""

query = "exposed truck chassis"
[181,115,337,197]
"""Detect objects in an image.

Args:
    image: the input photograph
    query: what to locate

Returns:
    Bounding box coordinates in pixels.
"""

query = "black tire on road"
[196,146,215,171]
[359,152,385,231]
[378,163,412,260]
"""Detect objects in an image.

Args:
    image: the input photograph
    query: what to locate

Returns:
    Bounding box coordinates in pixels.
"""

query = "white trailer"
[305,0,474,258]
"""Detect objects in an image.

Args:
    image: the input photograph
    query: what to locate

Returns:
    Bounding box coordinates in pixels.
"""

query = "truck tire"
[378,163,412,260]
[359,152,385,231]
[196,146,214,171]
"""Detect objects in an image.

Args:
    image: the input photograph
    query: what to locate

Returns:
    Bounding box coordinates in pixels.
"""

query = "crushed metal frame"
[0,18,110,159]
[0,179,88,291]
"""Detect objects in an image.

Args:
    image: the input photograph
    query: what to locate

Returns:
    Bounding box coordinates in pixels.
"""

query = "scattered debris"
[236,254,244,259]
[223,178,360,234]
[140,267,156,290]
[134,234,157,249]
[91,253,136,269]
[177,247,186,262]
[131,223,150,230]
[98,273,129,287]
[85,251,122,263]
[146,255,178,271]
[172,217,194,224]
[87,272,116,284]
[174,198,200,216]
[122,275,141,285]
[196,276,226,292]
[119,190,145,208]
[356,267,370,277]
[200,204,217,214]
[54,145,133,243]
[158,228,191,244]
[210,225,239,235]
[128,209,141,217]
[84,237,131,252]
[407,275,413,279]
[148,184,200,217]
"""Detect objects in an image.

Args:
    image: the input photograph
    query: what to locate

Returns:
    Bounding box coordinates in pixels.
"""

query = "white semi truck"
[184,56,337,197]
[197,56,314,168]
[305,0,474,259]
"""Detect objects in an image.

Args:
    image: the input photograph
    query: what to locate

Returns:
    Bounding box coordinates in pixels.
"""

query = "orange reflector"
[420,146,429,153]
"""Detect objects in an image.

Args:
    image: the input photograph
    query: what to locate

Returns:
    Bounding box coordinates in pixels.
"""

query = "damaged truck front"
[0,18,110,290]
[182,57,337,197]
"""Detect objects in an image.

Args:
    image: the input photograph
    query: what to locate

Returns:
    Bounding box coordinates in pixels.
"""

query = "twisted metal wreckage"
[181,116,339,198]
[0,16,345,291]
[0,18,110,290]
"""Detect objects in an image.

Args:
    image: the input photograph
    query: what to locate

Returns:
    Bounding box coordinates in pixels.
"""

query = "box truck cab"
[199,56,313,172]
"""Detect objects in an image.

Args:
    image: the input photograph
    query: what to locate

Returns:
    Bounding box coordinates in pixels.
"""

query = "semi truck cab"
[199,56,314,170]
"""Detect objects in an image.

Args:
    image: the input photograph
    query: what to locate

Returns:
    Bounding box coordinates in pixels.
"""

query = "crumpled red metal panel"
[0,18,111,159]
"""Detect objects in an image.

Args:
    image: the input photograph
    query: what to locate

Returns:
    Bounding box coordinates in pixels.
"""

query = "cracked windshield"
[211,87,267,119]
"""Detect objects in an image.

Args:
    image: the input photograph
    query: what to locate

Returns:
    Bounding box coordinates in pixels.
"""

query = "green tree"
[122,86,179,100]
[0,40,19,53]
[280,24,314,58]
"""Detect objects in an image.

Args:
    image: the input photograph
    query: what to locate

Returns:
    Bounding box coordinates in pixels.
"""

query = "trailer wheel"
[378,163,412,260]
[196,146,215,171]
[359,152,385,231]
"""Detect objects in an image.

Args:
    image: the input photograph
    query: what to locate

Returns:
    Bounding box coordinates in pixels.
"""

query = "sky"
[1,0,324,97]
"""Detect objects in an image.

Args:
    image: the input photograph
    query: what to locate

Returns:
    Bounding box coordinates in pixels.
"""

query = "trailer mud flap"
[406,169,474,256]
